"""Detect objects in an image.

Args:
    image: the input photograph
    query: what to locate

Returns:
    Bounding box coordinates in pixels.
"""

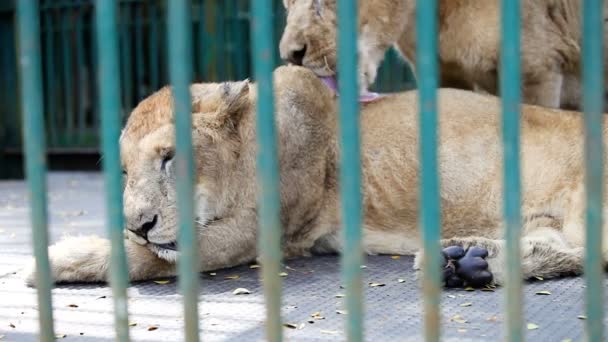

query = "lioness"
[24,66,602,287]
[279,0,608,110]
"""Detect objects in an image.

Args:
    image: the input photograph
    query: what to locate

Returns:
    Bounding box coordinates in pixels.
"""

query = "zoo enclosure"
[0,0,414,178]
[15,1,605,342]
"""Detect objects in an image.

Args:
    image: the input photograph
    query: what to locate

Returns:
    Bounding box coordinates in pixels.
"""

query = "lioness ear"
[192,80,250,130]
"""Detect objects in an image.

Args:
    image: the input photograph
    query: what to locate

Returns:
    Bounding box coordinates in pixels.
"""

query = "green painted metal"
[415,1,441,341]
[336,0,364,341]
[500,1,524,341]
[582,0,605,340]
[167,1,201,341]
[95,1,131,341]
[16,0,55,341]
[120,3,133,112]
[251,1,283,341]
[42,9,57,145]
[61,7,74,144]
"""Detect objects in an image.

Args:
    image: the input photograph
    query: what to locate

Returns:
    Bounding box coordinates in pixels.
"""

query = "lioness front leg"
[23,236,175,286]
[522,71,563,109]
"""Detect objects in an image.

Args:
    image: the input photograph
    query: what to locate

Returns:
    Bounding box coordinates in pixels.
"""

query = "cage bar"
[415,1,442,341]
[499,0,524,341]
[16,0,55,341]
[582,0,605,340]
[336,0,365,341]
[251,1,283,341]
[167,1,201,341]
[95,1,131,341]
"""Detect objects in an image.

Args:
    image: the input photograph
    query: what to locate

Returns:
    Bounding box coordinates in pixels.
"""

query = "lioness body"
[25,67,603,285]
[280,0,608,110]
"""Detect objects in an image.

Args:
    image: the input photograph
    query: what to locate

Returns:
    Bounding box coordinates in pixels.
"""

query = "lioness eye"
[161,152,174,172]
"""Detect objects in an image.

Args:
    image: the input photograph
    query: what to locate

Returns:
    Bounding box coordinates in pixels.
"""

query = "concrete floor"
[0,172,605,341]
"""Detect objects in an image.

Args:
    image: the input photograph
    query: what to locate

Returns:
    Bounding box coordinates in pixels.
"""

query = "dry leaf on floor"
[249,264,260,269]
[310,312,325,320]
[283,323,298,329]
[209,272,217,276]
[369,282,386,287]
[128,322,137,327]
[360,265,367,269]
[233,288,251,295]
[67,304,79,308]
[55,334,67,339]
[535,291,551,295]
[335,293,345,298]
[321,330,339,335]
[391,255,400,260]
[447,295,456,298]
[8,323,15,328]
[459,302,473,307]
[487,315,499,322]
[397,278,405,283]
[451,315,467,324]
[336,310,348,315]
[464,287,475,291]
[153,280,170,285]
[534,276,544,281]
[147,326,159,331]
[577,315,587,320]
[279,272,288,277]
[527,323,539,330]
[224,275,240,280]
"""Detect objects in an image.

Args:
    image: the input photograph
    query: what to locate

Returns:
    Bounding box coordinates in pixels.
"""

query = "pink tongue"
[319,76,382,103]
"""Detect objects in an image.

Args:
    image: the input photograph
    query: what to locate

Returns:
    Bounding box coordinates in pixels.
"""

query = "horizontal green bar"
[500,0,524,341]
[16,0,55,341]
[415,0,441,341]
[251,0,283,341]
[95,0,131,341]
[167,1,200,341]
[582,0,605,340]
[336,0,364,341]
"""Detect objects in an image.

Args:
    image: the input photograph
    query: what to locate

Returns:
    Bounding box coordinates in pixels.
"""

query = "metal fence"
[15,0,604,342]
[2,0,415,171]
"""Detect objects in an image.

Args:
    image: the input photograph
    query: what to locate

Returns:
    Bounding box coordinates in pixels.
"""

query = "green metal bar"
[582,0,605,340]
[196,0,206,80]
[500,0,523,341]
[215,1,225,80]
[336,0,364,341]
[43,8,58,146]
[16,1,55,341]
[251,0,282,341]
[95,1,131,341]
[120,3,133,112]
[415,1,441,341]
[167,1,200,341]
[134,3,145,100]
[75,9,86,144]
[61,6,74,144]
[148,1,159,90]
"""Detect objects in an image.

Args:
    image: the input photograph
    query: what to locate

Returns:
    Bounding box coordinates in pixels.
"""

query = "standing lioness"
[24,66,605,287]
[279,0,608,110]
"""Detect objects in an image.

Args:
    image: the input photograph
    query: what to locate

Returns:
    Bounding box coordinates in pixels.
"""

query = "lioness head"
[119,80,250,261]
[279,0,407,93]
[279,0,337,78]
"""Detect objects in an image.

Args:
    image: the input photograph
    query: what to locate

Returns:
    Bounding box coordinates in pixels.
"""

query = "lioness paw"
[22,236,111,287]
[414,245,494,289]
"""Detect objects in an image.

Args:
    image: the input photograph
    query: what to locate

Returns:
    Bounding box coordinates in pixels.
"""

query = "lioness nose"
[130,214,158,240]
[287,45,307,66]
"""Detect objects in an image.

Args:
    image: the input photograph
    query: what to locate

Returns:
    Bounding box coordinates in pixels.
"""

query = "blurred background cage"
[0,0,416,179]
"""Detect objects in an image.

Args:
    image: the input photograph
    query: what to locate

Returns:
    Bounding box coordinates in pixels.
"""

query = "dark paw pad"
[441,245,493,288]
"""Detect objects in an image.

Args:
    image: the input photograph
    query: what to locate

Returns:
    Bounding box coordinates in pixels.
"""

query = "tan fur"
[23,66,605,286]
[279,0,608,110]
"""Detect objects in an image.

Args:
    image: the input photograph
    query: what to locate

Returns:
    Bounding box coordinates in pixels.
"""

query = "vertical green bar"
[75,10,86,144]
[582,0,605,340]
[95,1,131,341]
[336,0,364,341]
[251,1,282,341]
[134,3,145,100]
[16,1,55,341]
[43,9,57,146]
[61,7,74,143]
[500,1,523,341]
[120,3,133,112]
[415,1,441,341]
[167,1,201,342]
[148,1,159,90]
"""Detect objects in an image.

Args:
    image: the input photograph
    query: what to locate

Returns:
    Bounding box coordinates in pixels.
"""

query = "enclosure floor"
[0,172,606,341]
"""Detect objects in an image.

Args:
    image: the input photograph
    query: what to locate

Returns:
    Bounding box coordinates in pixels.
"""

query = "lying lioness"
[24,66,603,287]
[279,0,608,110]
